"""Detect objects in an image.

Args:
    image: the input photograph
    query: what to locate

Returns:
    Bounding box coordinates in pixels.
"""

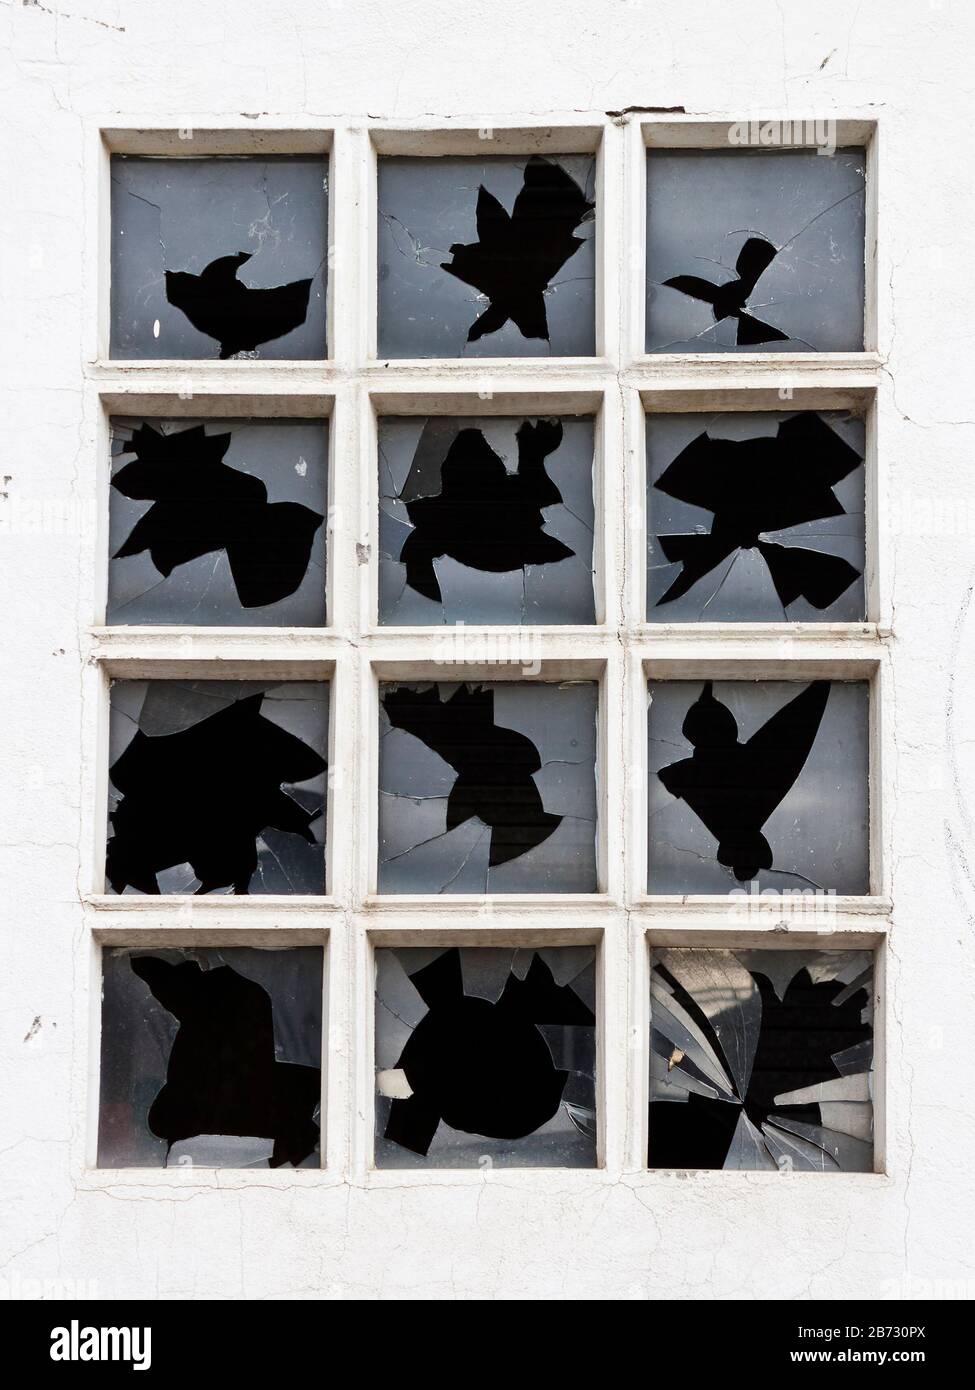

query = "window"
[648,947,874,1171]
[378,413,596,626]
[377,152,597,358]
[98,946,324,1168]
[110,152,328,360]
[645,145,866,353]
[108,417,329,627]
[106,679,329,895]
[374,945,597,1168]
[88,117,884,1181]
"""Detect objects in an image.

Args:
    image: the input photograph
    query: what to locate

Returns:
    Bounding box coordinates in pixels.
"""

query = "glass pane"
[378,681,598,893]
[106,680,328,895]
[378,154,596,358]
[108,417,327,626]
[649,947,874,1171]
[110,155,327,359]
[648,679,869,893]
[375,945,597,1167]
[646,148,866,353]
[647,409,865,622]
[379,415,595,625]
[98,946,323,1168]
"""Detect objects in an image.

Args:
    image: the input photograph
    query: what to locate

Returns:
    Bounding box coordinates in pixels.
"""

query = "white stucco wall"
[2,0,974,1301]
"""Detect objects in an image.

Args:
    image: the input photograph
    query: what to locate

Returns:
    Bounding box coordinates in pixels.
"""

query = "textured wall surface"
[2,0,974,1301]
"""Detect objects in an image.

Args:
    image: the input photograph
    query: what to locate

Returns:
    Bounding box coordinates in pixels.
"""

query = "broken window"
[106,680,328,895]
[378,681,598,893]
[110,155,328,359]
[98,946,323,1168]
[379,415,595,624]
[377,155,596,358]
[647,410,866,621]
[646,148,865,353]
[107,417,328,626]
[375,946,597,1167]
[649,947,874,1171]
[648,679,869,893]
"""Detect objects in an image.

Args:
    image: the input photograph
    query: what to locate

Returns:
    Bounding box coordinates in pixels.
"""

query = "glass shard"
[656,948,761,1100]
[649,948,874,1171]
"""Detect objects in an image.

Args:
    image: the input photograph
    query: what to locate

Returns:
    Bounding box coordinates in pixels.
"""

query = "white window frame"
[77,113,889,1190]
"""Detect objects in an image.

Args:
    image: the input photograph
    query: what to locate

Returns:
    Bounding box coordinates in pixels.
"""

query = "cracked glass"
[106,679,328,895]
[648,679,869,894]
[108,417,328,626]
[98,946,324,1169]
[377,154,596,358]
[110,155,328,359]
[647,409,866,622]
[375,945,597,1167]
[378,681,598,893]
[649,947,874,1171]
[646,148,866,353]
[379,414,596,624]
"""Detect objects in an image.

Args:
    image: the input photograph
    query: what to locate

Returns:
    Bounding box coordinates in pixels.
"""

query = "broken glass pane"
[379,415,595,624]
[110,155,327,359]
[648,679,869,893]
[377,155,596,358]
[98,946,323,1168]
[375,946,597,1167]
[379,681,598,893]
[649,947,874,1171]
[647,410,866,622]
[108,417,327,626]
[646,148,866,353]
[106,680,328,895]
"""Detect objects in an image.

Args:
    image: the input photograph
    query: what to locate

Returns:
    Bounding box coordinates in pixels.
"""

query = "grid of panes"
[92,122,881,1176]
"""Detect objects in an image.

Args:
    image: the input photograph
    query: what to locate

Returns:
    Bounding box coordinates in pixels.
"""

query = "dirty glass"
[98,946,323,1168]
[378,681,598,893]
[108,417,328,626]
[646,148,866,353]
[647,410,865,622]
[377,154,596,358]
[110,155,328,359]
[648,679,869,893]
[649,947,874,1171]
[106,680,328,895]
[379,415,595,625]
[375,945,597,1167]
